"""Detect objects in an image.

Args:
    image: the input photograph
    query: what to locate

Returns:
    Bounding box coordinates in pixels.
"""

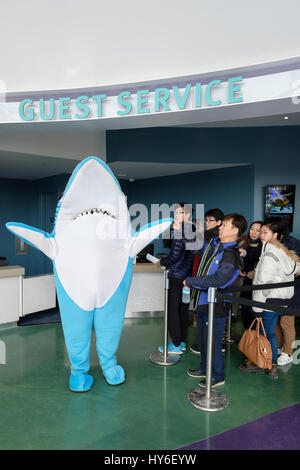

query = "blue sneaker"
[158,342,183,355]
[180,342,186,351]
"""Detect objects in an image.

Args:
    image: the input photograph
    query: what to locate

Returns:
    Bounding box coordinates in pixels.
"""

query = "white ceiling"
[2,0,300,93]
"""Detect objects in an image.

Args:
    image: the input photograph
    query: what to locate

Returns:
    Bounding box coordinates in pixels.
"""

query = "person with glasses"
[189,208,224,354]
[155,203,200,355]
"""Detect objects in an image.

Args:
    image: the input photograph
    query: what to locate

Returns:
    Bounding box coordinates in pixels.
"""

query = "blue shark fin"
[129,218,172,258]
[6,222,57,259]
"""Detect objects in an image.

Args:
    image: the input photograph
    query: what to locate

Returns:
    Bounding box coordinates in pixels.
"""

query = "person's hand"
[247,270,255,280]
[173,219,181,231]
[240,270,247,277]
[183,280,187,286]
[239,248,247,257]
[197,220,204,234]
[155,261,161,267]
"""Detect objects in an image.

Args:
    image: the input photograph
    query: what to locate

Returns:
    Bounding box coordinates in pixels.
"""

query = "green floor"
[0,316,299,450]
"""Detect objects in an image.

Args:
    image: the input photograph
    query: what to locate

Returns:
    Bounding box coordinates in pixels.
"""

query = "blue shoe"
[69,374,94,392]
[158,343,183,355]
[103,365,125,385]
[180,342,186,351]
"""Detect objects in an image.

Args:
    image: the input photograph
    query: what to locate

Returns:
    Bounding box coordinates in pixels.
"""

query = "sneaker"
[158,343,183,355]
[180,342,186,351]
[198,378,225,388]
[239,362,265,374]
[189,343,201,354]
[187,368,206,378]
[278,352,293,366]
[266,364,278,379]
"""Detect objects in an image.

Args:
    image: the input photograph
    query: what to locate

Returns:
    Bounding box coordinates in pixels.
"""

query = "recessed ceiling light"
[284,116,289,120]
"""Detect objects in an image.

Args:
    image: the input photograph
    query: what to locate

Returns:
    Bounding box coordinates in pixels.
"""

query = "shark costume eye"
[6,156,172,392]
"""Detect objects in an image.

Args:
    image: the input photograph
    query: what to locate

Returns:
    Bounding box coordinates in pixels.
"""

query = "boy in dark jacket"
[156,203,201,355]
[184,213,247,387]
[190,208,224,353]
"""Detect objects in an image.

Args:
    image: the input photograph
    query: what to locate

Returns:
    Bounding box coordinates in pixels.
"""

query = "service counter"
[126,263,164,317]
[0,262,165,325]
[0,266,25,324]
[0,267,56,325]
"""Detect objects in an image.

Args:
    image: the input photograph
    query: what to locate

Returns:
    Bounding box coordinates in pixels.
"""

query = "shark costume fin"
[6,157,172,391]
[129,219,173,258]
[6,222,58,259]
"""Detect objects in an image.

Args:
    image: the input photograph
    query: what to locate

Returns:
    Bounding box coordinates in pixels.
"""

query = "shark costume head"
[6,157,172,392]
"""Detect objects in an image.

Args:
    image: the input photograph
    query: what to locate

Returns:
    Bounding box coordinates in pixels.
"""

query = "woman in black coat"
[239,221,264,329]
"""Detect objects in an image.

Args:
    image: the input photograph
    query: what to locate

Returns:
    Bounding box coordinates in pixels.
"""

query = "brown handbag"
[238,317,273,370]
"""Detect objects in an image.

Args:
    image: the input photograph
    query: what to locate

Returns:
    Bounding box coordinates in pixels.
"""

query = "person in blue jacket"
[156,202,201,355]
[184,213,247,388]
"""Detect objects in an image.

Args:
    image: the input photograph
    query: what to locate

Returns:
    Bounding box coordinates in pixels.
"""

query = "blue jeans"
[260,311,279,364]
[198,314,227,382]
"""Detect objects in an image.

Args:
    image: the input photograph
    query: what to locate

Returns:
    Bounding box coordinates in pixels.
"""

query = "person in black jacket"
[239,220,264,329]
[156,202,200,355]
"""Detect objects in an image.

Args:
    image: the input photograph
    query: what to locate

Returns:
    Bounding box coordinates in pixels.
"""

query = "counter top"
[133,263,162,273]
[0,266,25,278]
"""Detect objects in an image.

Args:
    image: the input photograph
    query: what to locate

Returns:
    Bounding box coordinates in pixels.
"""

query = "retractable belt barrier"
[220,278,300,293]
[217,278,300,316]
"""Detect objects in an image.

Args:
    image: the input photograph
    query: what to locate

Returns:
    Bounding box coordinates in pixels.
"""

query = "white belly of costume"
[55,219,129,311]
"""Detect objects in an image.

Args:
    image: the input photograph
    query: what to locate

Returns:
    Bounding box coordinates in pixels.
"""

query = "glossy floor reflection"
[0,317,299,450]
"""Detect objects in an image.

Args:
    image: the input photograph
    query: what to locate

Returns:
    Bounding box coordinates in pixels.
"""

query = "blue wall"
[107,126,300,238]
[0,178,40,274]
[2,124,300,275]
[121,164,254,255]
[1,174,69,275]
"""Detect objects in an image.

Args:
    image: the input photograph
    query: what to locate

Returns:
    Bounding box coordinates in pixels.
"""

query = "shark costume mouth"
[74,208,117,220]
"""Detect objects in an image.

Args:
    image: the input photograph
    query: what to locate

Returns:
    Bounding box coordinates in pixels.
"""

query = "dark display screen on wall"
[265,184,296,232]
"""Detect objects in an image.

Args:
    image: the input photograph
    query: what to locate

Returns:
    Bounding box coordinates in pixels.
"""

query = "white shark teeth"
[74,208,117,220]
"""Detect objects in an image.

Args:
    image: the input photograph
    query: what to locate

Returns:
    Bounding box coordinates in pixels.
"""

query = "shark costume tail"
[6,156,172,392]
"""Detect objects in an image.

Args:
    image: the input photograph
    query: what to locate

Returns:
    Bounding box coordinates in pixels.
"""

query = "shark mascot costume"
[6,157,172,392]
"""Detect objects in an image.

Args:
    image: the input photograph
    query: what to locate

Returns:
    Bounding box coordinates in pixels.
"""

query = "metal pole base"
[149,351,181,366]
[226,335,241,344]
[226,338,236,344]
[188,387,229,412]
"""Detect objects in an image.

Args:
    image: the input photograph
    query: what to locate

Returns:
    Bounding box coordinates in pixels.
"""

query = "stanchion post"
[226,305,235,343]
[163,269,169,363]
[205,286,216,400]
[188,287,230,411]
[149,269,181,366]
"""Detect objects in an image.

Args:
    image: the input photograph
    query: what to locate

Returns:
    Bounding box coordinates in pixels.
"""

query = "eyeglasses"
[205,218,216,223]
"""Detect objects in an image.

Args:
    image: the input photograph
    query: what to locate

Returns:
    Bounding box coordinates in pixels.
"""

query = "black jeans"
[241,290,255,330]
[167,275,190,347]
